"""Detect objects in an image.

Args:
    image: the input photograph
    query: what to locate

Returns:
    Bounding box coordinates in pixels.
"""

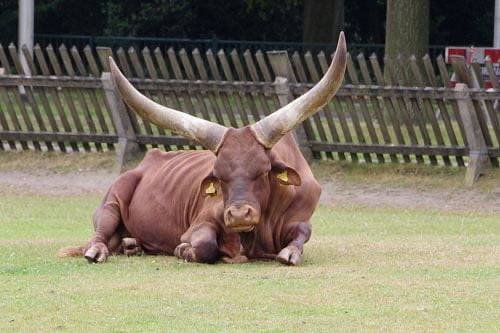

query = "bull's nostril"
[244,208,251,219]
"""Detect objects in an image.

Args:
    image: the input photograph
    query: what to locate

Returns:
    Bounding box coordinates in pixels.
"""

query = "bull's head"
[109,32,347,232]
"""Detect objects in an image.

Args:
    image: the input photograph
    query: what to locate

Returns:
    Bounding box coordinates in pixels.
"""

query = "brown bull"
[60,33,347,265]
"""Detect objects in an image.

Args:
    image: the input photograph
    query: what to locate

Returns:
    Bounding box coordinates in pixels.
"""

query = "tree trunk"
[303,0,344,44]
[385,0,429,59]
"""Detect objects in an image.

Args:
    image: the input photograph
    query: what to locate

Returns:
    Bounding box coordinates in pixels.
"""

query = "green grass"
[1,194,498,331]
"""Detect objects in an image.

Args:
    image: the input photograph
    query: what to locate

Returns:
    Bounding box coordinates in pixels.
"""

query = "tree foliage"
[0,0,495,47]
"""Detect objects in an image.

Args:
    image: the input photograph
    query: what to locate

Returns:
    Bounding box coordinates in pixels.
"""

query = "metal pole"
[495,0,500,47]
[18,0,34,75]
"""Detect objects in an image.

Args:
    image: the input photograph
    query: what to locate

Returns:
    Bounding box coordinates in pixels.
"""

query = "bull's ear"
[200,173,220,197]
[271,161,301,186]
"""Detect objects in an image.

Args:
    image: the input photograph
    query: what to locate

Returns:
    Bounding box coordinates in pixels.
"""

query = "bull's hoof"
[84,243,109,263]
[276,245,301,266]
[174,242,192,259]
[121,237,143,256]
[222,254,249,264]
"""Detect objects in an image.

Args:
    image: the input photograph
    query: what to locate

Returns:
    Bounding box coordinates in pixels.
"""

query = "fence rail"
[0,43,498,185]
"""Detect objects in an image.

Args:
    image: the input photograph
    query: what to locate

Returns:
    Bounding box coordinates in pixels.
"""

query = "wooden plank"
[421,96,452,165]
[422,54,437,87]
[128,47,145,78]
[47,45,89,151]
[178,49,211,121]
[6,44,42,150]
[484,56,498,89]
[71,47,114,150]
[368,54,398,163]
[70,46,87,76]
[435,99,465,166]
[60,44,102,151]
[455,83,491,185]
[410,56,448,164]
[369,53,385,85]
[409,98,438,165]
[11,87,42,150]
[142,47,158,80]
[177,49,195,80]
[331,97,358,161]
[0,87,28,149]
[21,45,55,151]
[8,43,24,74]
[154,47,170,79]
[34,44,71,151]
[0,77,17,149]
[356,53,372,85]
[21,45,38,75]
[33,44,50,74]
[409,55,425,87]
[230,49,247,81]
[346,54,382,162]
[96,47,113,73]
[0,44,12,74]
[116,47,132,77]
[244,50,272,117]
[205,49,237,127]
[83,45,100,77]
[255,50,272,82]
[243,50,260,82]
[217,49,248,126]
[382,56,412,162]
[232,49,261,123]
[192,48,225,123]
[436,54,450,87]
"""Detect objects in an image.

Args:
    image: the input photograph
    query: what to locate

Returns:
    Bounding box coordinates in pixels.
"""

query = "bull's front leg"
[277,221,311,266]
[174,223,219,264]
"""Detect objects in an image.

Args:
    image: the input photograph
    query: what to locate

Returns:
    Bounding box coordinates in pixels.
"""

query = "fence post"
[101,71,140,172]
[455,83,491,186]
[266,51,313,161]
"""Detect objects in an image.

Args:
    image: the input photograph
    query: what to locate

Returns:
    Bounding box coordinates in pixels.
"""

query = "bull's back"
[126,149,216,253]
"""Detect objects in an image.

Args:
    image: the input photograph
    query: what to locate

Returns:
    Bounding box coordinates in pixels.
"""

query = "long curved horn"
[109,57,228,152]
[251,32,347,148]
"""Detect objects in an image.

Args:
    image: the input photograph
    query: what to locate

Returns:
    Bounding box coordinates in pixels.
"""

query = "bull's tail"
[58,246,85,257]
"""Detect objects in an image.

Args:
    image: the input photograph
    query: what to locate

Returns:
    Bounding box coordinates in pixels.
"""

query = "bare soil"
[0,151,499,213]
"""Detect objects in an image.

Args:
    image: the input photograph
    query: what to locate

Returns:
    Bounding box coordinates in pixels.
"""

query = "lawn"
[0,193,498,331]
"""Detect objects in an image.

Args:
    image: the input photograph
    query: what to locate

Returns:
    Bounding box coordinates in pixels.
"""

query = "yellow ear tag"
[205,182,217,196]
[276,170,288,183]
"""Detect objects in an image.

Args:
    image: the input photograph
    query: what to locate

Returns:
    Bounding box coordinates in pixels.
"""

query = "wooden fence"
[1,42,498,88]
[0,43,499,185]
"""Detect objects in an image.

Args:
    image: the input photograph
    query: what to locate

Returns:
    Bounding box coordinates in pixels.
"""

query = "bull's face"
[201,127,301,232]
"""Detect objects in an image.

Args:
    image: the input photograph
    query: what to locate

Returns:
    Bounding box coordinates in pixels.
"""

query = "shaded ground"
[0,151,499,213]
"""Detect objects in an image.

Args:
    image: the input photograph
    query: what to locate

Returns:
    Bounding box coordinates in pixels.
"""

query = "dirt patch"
[0,167,498,213]
[320,179,500,213]
[0,151,499,213]
[0,170,115,196]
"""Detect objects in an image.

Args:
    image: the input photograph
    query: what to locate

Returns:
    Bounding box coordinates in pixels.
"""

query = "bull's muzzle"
[224,203,260,232]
